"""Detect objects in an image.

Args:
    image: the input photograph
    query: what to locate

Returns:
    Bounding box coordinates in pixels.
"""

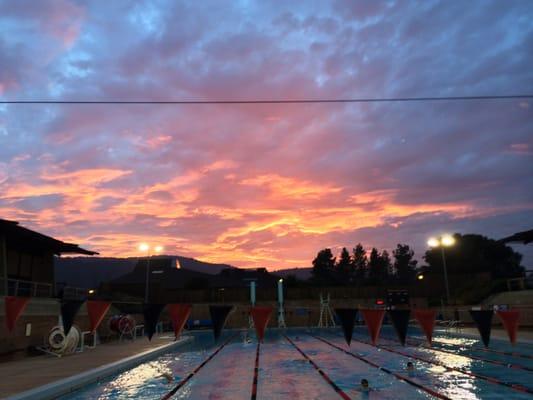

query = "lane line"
[372,334,533,372]
[160,333,237,400]
[283,335,351,400]
[310,335,451,400]
[407,335,533,361]
[343,335,533,395]
[250,343,260,400]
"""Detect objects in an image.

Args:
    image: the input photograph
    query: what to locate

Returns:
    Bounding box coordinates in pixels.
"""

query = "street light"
[427,234,455,305]
[138,243,164,303]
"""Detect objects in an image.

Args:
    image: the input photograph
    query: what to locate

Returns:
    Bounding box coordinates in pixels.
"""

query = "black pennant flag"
[388,309,410,346]
[209,305,233,341]
[469,310,494,348]
[335,308,358,346]
[143,304,166,340]
[61,300,85,336]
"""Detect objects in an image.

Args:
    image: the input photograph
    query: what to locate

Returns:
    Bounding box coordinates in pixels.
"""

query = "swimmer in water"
[360,378,370,393]
[406,361,415,377]
[159,371,174,383]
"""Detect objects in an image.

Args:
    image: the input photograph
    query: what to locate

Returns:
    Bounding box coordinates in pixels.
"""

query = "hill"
[55,255,235,289]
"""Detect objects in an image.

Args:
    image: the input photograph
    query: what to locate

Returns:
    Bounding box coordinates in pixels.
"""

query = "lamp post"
[427,235,455,305]
[138,243,163,303]
[277,279,286,328]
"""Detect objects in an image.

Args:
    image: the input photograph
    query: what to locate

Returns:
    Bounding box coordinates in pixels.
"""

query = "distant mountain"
[55,255,236,289]
[275,267,312,280]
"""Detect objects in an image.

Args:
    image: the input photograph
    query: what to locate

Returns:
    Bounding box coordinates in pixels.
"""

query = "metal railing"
[2,278,54,297]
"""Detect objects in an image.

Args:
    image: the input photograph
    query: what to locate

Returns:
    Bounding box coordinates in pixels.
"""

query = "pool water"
[59,327,533,399]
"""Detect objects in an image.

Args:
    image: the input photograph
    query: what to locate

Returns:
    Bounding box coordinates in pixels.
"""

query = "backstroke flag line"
[250,306,273,342]
[335,308,358,346]
[388,309,410,346]
[143,303,166,341]
[361,309,385,345]
[167,304,192,339]
[4,296,30,333]
[210,305,233,341]
[470,310,494,348]
[87,300,111,333]
[496,310,520,345]
[414,309,437,346]
[61,300,85,336]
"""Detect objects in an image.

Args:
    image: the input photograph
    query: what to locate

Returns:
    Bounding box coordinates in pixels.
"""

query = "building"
[0,219,97,297]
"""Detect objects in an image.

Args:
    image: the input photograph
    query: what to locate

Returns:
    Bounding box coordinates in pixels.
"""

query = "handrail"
[3,278,53,297]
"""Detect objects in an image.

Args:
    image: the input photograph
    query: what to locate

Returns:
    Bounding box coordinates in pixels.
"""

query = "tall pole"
[250,281,256,306]
[440,247,451,305]
[277,279,286,328]
[144,256,151,303]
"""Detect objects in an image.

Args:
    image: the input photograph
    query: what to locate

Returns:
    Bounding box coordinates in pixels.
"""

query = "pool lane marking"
[340,335,533,395]
[372,333,533,372]
[310,335,452,400]
[401,339,533,372]
[250,342,260,400]
[283,335,352,400]
[406,335,533,361]
[160,333,238,400]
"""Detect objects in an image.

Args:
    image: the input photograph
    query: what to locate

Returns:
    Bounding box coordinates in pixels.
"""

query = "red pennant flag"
[361,309,385,345]
[167,304,192,339]
[87,300,111,333]
[415,309,437,346]
[250,306,273,342]
[5,296,30,333]
[497,310,520,345]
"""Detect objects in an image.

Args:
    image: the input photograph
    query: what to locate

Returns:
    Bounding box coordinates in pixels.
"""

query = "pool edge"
[6,336,194,400]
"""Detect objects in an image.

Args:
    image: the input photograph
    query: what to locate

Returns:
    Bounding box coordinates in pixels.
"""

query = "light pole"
[138,243,163,303]
[427,235,455,305]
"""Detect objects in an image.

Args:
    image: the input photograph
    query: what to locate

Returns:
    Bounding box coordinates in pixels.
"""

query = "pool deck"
[1,335,185,399]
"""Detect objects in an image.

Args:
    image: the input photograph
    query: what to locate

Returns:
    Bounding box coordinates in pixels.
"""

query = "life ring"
[47,325,81,354]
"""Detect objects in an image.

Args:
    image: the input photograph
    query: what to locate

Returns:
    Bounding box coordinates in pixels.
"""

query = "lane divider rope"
[406,335,533,361]
[342,335,533,395]
[161,333,238,400]
[250,343,260,400]
[311,335,451,400]
[283,335,351,400]
[400,338,533,372]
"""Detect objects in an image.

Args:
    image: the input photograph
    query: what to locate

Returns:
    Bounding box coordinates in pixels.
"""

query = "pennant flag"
[334,308,358,346]
[167,304,192,339]
[4,296,30,333]
[61,300,85,336]
[414,309,437,345]
[250,306,273,342]
[87,300,111,333]
[470,310,494,348]
[497,310,520,345]
[388,309,410,346]
[209,305,233,341]
[361,309,385,345]
[143,304,166,340]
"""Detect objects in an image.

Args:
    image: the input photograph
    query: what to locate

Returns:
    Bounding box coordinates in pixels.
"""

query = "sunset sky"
[0,0,532,269]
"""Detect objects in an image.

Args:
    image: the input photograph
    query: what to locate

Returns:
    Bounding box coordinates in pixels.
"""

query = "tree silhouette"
[311,248,337,285]
[393,244,417,283]
[367,248,391,284]
[352,243,367,284]
[336,247,353,283]
[423,233,524,279]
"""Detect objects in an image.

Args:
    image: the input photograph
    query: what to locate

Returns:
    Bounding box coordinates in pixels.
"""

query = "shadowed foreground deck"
[0,335,179,399]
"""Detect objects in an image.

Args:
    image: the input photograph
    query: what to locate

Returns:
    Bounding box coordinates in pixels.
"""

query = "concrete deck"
[0,335,184,399]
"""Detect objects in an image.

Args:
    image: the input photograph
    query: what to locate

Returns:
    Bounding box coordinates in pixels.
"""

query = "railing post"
[0,235,7,296]
[14,280,19,297]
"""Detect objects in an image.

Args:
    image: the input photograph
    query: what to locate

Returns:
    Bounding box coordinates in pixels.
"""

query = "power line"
[0,94,532,105]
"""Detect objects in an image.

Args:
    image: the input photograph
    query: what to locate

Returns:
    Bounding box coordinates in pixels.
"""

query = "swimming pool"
[58,327,533,399]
